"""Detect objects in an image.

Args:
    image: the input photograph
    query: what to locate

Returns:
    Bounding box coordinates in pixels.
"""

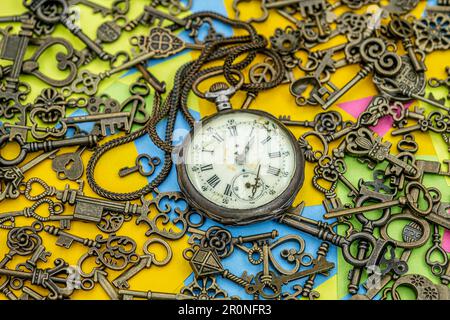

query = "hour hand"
[235,136,255,165]
[251,165,262,198]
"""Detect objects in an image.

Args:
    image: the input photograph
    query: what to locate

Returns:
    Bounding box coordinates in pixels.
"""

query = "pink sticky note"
[443,230,450,253]
[338,97,412,137]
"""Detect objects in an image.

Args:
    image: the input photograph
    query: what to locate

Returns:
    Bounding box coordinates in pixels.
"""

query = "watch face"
[182,110,298,211]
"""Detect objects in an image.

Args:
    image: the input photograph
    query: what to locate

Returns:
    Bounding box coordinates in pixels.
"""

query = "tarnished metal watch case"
[176,109,305,225]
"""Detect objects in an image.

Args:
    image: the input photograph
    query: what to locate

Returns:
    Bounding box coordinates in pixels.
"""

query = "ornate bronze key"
[324,181,435,219]
[388,15,426,72]
[344,127,420,179]
[320,38,402,109]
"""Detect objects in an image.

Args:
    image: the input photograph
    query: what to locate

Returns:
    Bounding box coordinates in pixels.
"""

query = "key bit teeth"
[240,271,254,283]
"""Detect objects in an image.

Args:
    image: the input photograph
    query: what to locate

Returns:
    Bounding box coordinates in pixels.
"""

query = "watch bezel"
[176,109,305,225]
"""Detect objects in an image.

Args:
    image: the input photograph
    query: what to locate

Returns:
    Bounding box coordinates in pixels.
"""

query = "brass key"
[345,127,420,179]
[388,16,426,72]
[320,38,402,109]
[0,134,98,166]
[324,181,435,219]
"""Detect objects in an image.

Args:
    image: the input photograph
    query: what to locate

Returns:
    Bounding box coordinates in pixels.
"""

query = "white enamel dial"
[184,112,297,210]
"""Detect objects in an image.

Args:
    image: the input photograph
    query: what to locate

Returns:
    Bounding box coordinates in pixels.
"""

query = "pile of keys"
[0,0,449,300]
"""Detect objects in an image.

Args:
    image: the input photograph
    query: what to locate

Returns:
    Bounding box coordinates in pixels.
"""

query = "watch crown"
[205,82,235,112]
[209,82,230,93]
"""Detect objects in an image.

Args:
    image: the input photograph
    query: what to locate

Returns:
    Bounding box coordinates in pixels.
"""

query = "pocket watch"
[176,77,305,225]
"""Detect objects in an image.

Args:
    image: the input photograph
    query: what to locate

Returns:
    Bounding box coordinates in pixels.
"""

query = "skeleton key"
[0,222,43,269]
[391,111,449,136]
[0,260,76,300]
[44,225,101,249]
[280,204,392,267]
[0,198,64,226]
[0,149,59,202]
[0,134,98,166]
[119,154,161,178]
[344,185,394,294]
[277,258,334,286]
[280,110,344,130]
[51,146,87,181]
[324,181,435,219]
[64,28,185,96]
[186,226,278,259]
[279,115,318,128]
[344,127,420,179]
[4,124,67,141]
[355,220,427,300]
[62,112,131,136]
[321,38,402,110]
[381,82,450,113]
[112,238,172,289]
[68,0,113,16]
[55,185,151,223]
[392,105,426,125]
[347,188,395,294]
[246,257,335,299]
[24,0,112,60]
[119,289,193,300]
[388,16,426,72]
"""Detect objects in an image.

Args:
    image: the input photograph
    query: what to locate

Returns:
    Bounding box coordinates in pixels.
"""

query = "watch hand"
[244,135,255,156]
[236,135,255,166]
[251,165,262,198]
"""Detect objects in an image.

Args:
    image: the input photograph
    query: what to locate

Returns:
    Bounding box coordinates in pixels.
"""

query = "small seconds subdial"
[232,170,265,201]
[185,112,296,210]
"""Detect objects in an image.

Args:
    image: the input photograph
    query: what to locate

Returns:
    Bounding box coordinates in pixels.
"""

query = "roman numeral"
[202,148,214,154]
[224,184,233,197]
[212,133,224,142]
[228,125,238,136]
[269,151,281,158]
[261,136,272,145]
[267,166,281,176]
[207,175,221,188]
[200,164,213,171]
